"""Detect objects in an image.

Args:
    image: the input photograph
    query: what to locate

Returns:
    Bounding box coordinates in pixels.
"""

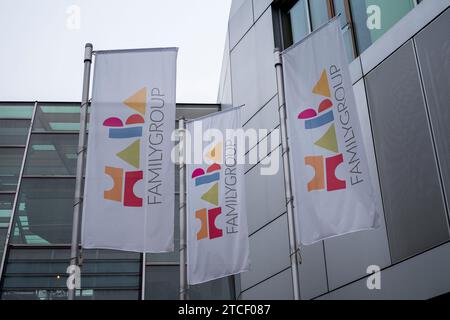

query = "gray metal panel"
[229,0,254,49]
[244,128,281,174]
[365,40,449,263]
[243,94,279,151]
[245,150,285,234]
[297,241,328,299]
[240,214,290,291]
[230,8,278,124]
[241,268,293,300]
[252,0,273,21]
[414,8,450,215]
[324,80,391,290]
[319,241,450,300]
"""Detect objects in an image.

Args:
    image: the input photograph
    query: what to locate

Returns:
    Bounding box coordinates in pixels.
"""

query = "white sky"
[0,0,232,103]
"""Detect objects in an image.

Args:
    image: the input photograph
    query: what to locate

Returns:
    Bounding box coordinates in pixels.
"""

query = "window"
[1,248,141,300]
[0,148,25,192]
[0,104,34,119]
[279,0,419,59]
[11,178,75,245]
[350,0,416,54]
[309,0,331,30]
[0,194,14,257]
[24,134,78,176]
[33,104,86,132]
[144,265,235,300]
[289,0,310,44]
[0,120,30,146]
[0,194,14,228]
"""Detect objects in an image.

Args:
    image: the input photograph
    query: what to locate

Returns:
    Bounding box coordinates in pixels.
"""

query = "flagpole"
[68,43,93,300]
[179,118,189,300]
[274,48,301,300]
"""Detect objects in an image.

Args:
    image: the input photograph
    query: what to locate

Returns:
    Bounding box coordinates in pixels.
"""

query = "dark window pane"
[310,0,329,30]
[33,104,86,132]
[350,0,415,54]
[145,265,179,300]
[11,178,75,244]
[176,105,219,120]
[289,0,309,44]
[0,194,14,257]
[0,148,25,191]
[0,120,30,146]
[333,0,356,62]
[145,265,234,300]
[333,0,347,27]
[0,104,34,119]
[2,248,140,300]
[190,277,234,300]
[0,194,14,228]
[24,134,78,176]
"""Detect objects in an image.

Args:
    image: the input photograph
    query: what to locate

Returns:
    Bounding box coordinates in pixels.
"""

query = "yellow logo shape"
[206,143,223,163]
[313,70,331,98]
[123,87,147,116]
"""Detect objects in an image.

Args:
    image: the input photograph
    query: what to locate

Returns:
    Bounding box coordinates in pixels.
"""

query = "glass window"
[144,265,234,300]
[333,0,356,61]
[1,248,140,300]
[309,0,330,30]
[0,104,34,119]
[350,0,415,54]
[0,148,25,191]
[0,228,7,258]
[11,178,75,245]
[190,277,235,300]
[0,120,30,146]
[0,194,14,228]
[0,194,13,257]
[24,134,78,176]
[145,265,179,300]
[33,104,86,132]
[289,0,309,44]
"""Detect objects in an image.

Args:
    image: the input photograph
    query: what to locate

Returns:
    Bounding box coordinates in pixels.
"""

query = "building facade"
[217,0,450,299]
[0,0,449,301]
[0,102,238,300]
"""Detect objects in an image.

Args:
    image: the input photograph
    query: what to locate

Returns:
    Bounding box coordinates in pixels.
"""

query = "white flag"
[186,108,250,285]
[282,20,379,245]
[82,48,177,253]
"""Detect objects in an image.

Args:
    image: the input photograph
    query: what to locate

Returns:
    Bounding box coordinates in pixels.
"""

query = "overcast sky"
[0,0,232,103]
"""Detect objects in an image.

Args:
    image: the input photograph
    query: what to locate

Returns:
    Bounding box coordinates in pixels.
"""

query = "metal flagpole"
[68,43,93,300]
[274,48,301,300]
[179,118,189,300]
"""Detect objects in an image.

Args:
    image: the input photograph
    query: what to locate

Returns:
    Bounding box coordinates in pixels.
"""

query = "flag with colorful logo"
[82,48,177,253]
[186,108,250,285]
[282,19,379,245]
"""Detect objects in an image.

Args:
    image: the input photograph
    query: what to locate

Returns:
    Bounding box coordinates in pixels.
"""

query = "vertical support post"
[274,48,301,300]
[179,118,188,300]
[141,253,146,300]
[68,43,93,300]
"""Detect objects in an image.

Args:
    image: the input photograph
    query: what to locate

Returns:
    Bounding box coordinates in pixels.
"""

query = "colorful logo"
[103,87,147,207]
[298,70,346,193]
[192,143,224,241]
